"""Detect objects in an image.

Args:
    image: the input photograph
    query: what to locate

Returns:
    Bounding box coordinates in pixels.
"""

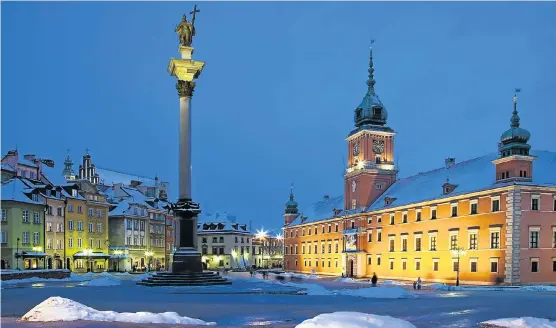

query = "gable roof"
[96,167,158,187]
[1,178,44,205]
[368,150,556,211]
[287,195,344,226]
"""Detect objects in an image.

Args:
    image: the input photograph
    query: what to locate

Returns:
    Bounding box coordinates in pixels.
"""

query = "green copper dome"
[498,93,531,158]
[354,47,388,127]
[285,184,299,214]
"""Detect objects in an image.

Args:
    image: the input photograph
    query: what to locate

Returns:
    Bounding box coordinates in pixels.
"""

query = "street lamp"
[16,237,20,270]
[114,250,122,272]
[83,249,93,272]
[256,229,268,268]
[144,251,154,272]
[452,247,466,287]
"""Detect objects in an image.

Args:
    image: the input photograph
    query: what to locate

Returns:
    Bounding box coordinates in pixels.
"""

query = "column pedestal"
[171,198,202,273]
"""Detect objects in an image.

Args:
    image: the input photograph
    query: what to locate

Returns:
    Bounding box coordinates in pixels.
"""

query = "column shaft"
[179,95,192,200]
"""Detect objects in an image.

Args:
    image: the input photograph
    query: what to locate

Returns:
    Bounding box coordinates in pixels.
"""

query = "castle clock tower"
[344,46,397,210]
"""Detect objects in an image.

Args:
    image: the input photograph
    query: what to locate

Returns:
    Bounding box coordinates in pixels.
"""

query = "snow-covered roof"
[368,150,556,211]
[1,163,15,171]
[40,164,69,187]
[288,150,556,227]
[289,195,344,226]
[96,167,158,187]
[1,179,43,205]
[197,211,251,233]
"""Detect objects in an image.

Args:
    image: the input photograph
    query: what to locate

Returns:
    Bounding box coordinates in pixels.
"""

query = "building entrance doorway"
[347,259,354,278]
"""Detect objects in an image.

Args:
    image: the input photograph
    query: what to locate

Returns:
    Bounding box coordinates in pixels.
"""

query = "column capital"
[176,80,196,97]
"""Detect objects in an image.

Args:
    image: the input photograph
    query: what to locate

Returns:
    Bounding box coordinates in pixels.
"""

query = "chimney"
[445,158,456,169]
[130,180,142,188]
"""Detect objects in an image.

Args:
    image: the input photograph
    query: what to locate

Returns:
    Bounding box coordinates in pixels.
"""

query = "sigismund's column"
[168,7,205,273]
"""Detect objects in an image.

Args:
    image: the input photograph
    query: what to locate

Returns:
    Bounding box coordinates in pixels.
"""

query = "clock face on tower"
[372,140,385,154]
[353,142,360,157]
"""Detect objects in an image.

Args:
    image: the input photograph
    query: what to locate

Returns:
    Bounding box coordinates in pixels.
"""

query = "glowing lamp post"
[452,247,466,287]
[145,251,154,272]
[113,250,122,272]
[256,229,268,268]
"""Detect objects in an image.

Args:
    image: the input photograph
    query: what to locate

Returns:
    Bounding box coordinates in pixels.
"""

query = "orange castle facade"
[282,47,556,285]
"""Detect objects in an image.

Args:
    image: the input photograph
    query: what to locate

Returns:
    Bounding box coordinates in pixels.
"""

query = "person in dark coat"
[371,273,378,287]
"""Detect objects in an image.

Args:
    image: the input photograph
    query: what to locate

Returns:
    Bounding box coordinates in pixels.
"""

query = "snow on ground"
[427,283,556,292]
[1,273,88,286]
[519,285,556,292]
[21,297,216,325]
[271,280,417,299]
[338,287,417,299]
[381,280,410,286]
[480,317,556,328]
[295,312,416,328]
[80,276,121,287]
[132,272,156,282]
[271,272,320,279]
[113,272,131,276]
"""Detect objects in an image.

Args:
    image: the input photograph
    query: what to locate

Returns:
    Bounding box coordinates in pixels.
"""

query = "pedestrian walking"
[417,277,422,290]
[371,273,378,287]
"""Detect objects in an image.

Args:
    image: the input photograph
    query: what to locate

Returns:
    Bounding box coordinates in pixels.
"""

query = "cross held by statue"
[190,5,200,24]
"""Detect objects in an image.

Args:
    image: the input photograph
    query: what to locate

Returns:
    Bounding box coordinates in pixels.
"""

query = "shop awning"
[72,252,111,259]
[17,251,48,258]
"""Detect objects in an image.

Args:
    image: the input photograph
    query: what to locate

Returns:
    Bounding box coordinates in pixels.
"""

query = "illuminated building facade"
[283,47,556,285]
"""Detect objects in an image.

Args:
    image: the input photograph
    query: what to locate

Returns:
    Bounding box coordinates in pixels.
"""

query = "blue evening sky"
[2,2,555,232]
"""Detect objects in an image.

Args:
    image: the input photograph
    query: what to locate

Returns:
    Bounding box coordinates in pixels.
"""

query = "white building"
[197,212,254,270]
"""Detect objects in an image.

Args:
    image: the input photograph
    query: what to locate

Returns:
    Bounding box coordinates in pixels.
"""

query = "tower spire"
[367,40,376,92]
[511,88,521,128]
[289,183,295,201]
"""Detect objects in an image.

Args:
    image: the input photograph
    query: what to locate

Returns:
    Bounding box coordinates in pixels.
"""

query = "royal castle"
[282,46,556,285]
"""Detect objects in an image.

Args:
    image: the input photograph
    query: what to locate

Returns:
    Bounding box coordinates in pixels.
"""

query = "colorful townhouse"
[283,46,556,285]
[1,178,46,270]
[60,152,110,272]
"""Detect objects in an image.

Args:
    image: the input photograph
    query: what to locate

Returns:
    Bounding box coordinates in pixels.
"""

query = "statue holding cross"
[175,5,200,47]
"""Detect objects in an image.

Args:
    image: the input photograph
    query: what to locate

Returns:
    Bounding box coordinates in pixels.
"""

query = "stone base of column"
[172,248,203,273]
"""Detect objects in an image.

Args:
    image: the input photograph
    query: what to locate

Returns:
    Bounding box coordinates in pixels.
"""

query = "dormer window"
[32,193,39,202]
[373,107,382,117]
[442,179,457,195]
[384,197,396,206]
[72,189,78,197]
[356,108,362,119]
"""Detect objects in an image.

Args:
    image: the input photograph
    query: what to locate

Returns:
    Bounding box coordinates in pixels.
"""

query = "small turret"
[284,183,300,225]
[492,90,536,183]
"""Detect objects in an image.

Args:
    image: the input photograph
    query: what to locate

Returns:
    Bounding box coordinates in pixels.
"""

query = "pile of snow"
[338,287,417,299]
[81,276,121,287]
[82,272,97,278]
[113,272,131,276]
[381,280,408,286]
[296,312,416,328]
[335,278,361,283]
[286,282,334,296]
[480,317,556,328]
[273,272,319,280]
[519,285,556,292]
[21,297,215,325]
[132,272,155,282]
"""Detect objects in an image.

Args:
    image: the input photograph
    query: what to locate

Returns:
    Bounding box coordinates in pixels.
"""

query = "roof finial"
[289,183,294,201]
[511,88,521,128]
[85,148,90,155]
[367,39,376,92]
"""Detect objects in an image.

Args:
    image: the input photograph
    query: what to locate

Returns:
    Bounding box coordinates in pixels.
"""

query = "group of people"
[369,273,422,290]
[413,277,422,290]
